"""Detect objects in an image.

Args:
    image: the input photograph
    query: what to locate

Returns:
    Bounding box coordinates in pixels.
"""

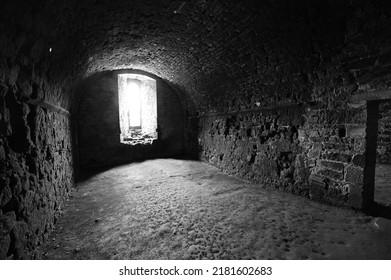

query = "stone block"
[378,136,391,143]
[346,125,366,138]
[318,168,344,180]
[345,165,363,185]
[309,136,324,143]
[322,152,351,163]
[322,142,349,151]
[320,160,344,172]
[327,110,346,125]
[346,107,366,124]
[309,174,326,188]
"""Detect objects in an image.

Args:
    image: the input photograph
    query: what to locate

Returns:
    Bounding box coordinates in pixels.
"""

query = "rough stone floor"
[375,164,391,207]
[39,159,391,260]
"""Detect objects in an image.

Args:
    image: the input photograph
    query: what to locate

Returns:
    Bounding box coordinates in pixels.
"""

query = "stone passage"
[2,0,391,259]
[39,159,391,260]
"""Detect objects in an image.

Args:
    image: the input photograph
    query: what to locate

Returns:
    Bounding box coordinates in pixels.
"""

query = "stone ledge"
[351,89,391,103]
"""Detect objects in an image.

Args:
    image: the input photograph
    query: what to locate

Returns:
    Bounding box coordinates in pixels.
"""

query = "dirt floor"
[39,159,391,260]
[375,164,391,207]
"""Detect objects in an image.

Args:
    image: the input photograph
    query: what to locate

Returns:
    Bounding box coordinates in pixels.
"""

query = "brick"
[346,125,366,138]
[309,174,326,188]
[309,137,324,143]
[320,160,344,172]
[318,168,344,180]
[322,152,351,163]
[378,136,391,143]
[323,142,349,151]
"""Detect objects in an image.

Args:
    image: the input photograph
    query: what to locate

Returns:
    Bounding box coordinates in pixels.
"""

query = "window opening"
[125,79,141,128]
[118,74,157,145]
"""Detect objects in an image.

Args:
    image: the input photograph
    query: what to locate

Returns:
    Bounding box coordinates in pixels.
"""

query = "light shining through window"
[118,73,158,145]
[125,80,141,127]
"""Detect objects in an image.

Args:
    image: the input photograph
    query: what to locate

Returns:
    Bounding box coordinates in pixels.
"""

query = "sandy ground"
[39,159,391,260]
[375,164,391,206]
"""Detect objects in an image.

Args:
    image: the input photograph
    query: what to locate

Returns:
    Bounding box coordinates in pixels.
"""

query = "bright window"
[118,74,157,145]
[125,80,141,127]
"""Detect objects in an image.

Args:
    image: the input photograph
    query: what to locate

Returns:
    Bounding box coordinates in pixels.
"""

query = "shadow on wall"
[72,70,186,175]
[186,114,202,159]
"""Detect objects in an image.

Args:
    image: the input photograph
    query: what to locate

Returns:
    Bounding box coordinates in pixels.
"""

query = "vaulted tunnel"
[1,0,391,259]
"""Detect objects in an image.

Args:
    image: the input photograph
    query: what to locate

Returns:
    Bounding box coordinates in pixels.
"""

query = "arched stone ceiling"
[38,0,323,112]
[4,0,387,113]
[45,0,278,112]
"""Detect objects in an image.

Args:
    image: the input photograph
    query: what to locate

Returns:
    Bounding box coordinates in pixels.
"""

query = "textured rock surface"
[0,98,73,259]
[192,0,391,209]
[0,0,73,259]
[198,107,304,192]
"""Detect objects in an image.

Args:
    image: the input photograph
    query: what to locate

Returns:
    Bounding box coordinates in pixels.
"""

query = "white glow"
[125,80,141,127]
[118,73,157,144]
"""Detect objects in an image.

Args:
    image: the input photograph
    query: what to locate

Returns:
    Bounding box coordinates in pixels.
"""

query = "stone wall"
[196,104,367,208]
[0,87,73,260]
[0,1,74,259]
[377,100,391,164]
[296,107,367,208]
[194,0,391,210]
[76,71,185,171]
[198,107,304,190]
